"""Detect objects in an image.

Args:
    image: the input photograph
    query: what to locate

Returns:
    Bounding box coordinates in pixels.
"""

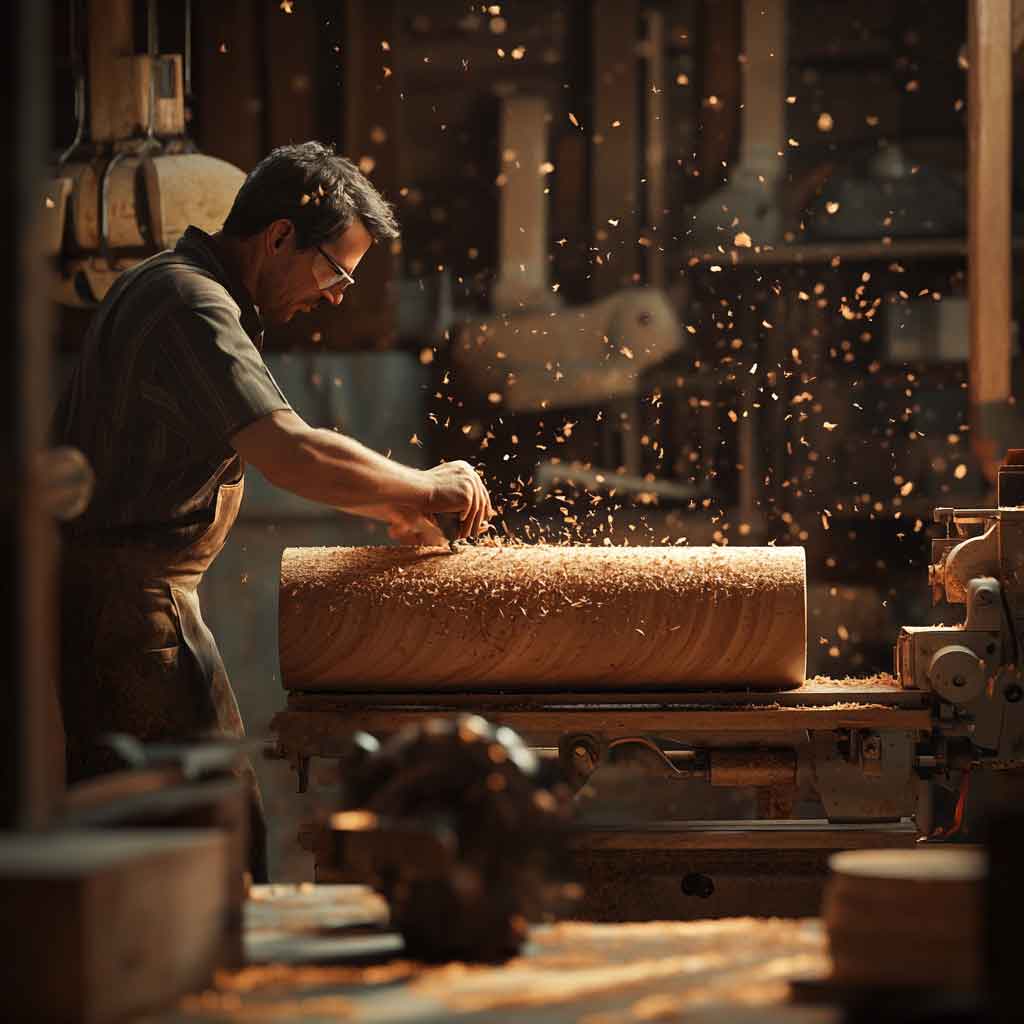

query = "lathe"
[271,453,1024,929]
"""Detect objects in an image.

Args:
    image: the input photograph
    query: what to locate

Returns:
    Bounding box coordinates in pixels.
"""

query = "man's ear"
[266,219,294,254]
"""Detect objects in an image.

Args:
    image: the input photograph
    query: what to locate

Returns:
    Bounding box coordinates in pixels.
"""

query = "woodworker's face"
[260,218,372,325]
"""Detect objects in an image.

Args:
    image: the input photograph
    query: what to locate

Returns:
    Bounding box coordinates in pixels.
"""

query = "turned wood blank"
[823,848,985,990]
[279,545,806,692]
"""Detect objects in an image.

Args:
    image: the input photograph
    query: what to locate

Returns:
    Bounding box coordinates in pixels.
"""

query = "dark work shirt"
[53,226,291,548]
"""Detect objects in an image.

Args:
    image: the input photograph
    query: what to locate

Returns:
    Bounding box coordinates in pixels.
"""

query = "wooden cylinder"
[142,154,246,250]
[279,545,806,692]
[824,848,985,991]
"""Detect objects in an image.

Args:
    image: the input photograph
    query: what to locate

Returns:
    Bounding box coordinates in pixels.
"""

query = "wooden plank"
[272,705,932,755]
[0,830,230,1022]
[284,675,926,709]
[567,820,918,852]
[968,0,1014,473]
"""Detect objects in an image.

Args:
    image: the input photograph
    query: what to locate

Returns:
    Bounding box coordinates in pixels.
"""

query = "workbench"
[157,884,836,1023]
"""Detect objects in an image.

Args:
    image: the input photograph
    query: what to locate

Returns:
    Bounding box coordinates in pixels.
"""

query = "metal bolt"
[953,675,967,688]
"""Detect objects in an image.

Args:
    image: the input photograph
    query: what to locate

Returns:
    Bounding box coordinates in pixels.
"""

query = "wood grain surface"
[279,545,806,692]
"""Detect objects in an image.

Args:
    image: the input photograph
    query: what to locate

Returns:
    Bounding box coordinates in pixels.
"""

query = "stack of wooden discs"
[823,847,986,991]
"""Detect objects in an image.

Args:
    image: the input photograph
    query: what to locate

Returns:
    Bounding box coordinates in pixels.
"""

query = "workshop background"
[48,0,1021,880]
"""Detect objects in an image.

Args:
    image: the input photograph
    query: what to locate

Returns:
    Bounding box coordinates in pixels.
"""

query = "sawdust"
[804,673,900,689]
[280,545,807,690]
[178,961,416,1020]
[179,991,356,1020]
[410,917,827,1013]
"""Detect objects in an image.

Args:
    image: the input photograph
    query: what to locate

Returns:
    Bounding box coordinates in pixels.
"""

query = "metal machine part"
[323,715,569,962]
[896,457,1024,763]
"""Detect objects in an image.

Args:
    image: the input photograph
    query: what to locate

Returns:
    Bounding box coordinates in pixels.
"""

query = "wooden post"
[591,0,640,296]
[642,9,667,289]
[968,0,1013,479]
[493,96,554,312]
[1,0,61,827]
[87,0,134,142]
[740,0,787,178]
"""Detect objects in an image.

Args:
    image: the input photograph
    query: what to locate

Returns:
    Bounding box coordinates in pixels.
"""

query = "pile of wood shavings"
[178,962,416,1020]
[287,544,805,617]
[410,917,827,1014]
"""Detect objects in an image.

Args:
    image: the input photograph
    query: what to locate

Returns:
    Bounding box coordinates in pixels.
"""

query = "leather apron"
[61,474,244,761]
[58,250,269,880]
[60,474,269,881]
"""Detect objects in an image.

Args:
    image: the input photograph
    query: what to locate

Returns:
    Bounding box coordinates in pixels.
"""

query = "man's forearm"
[266,427,432,509]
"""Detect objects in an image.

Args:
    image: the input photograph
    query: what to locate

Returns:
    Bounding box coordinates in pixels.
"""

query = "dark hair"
[222,141,400,248]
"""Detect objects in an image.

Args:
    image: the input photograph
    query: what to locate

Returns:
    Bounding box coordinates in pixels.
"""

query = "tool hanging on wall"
[45,0,245,308]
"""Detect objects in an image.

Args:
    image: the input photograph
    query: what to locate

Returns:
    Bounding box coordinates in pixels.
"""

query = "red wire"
[930,767,971,840]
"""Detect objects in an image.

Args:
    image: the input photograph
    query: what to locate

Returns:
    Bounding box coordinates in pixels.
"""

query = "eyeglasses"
[315,245,356,292]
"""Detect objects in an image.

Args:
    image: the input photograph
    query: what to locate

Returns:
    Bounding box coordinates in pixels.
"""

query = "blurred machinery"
[327,716,568,961]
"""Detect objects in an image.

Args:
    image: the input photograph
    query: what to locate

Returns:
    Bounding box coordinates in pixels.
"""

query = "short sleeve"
[156,301,291,443]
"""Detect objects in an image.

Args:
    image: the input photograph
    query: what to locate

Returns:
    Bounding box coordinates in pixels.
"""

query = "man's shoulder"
[118,249,241,325]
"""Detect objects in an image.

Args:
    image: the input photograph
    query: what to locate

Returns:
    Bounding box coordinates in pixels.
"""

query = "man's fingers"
[459,489,478,540]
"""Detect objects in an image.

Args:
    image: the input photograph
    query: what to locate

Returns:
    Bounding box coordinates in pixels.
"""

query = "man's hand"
[423,460,494,540]
[385,508,446,547]
[334,503,446,547]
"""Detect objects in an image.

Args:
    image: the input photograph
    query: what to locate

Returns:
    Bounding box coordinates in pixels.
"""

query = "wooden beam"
[87,0,135,142]
[968,0,1014,475]
[193,0,265,171]
[1,0,62,827]
[740,0,787,171]
[590,0,640,296]
[642,9,667,289]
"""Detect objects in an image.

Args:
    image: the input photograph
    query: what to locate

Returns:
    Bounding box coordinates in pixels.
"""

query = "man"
[53,142,492,880]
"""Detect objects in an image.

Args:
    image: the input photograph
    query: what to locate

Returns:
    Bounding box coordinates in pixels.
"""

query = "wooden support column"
[87,0,134,142]
[740,0,787,177]
[591,0,640,297]
[642,9,667,289]
[1,0,61,827]
[968,0,1014,479]
[493,96,555,313]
